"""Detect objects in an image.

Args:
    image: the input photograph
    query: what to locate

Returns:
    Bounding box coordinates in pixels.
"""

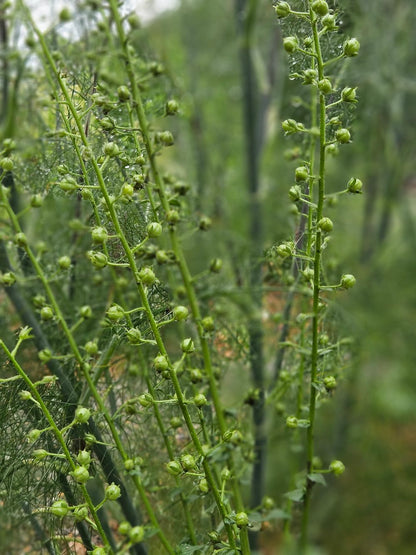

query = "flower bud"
[209,258,222,273]
[283,36,298,54]
[87,251,108,268]
[91,226,108,244]
[117,85,130,102]
[59,177,78,192]
[138,266,156,286]
[322,13,337,29]
[0,157,13,171]
[104,142,120,157]
[154,355,169,372]
[190,368,203,383]
[59,7,71,22]
[84,340,98,355]
[147,222,163,238]
[341,273,356,289]
[323,376,337,390]
[58,255,71,270]
[50,500,69,517]
[138,393,153,407]
[201,316,215,332]
[275,1,290,18]
[341,87,357,102]
[170,416,182,428]
[79,305,92,319]
[121,183,134,198]
[312,0,329,16]
[198,216,212,231]
[74,506,88,521]
[40,306,54,321]
[126,328,142,344]
[347,177,363,193]
[105,483,121,500]
[289,185,302,202]
[199,478,209,493]
[129,526,145,544]
[343,38,360,57]
[295,166,309,182]
[303,68,317,85]
[166,99,179,115]
[15,232,27,247]
[77,450,91,467]
[173,305,189,321]
[235,512,249,528]
[318,217,333,233]
[180,454,196,471]
[286,415,298,428]
[157,130,174,146]
[107,304,124,321]
[75,407,91,424]
[71,465,90,484]
[329,459,345,476]
[181,337,195,353]
[166,460,182,475]
[33,448,48,460]
[0,271,16,286]
[335,128,351,144]
[30,194,43,208]
[276,241,293,258]
[38,348,52,362]
[318,78,333,95]
[194,393,207,407]
[166,209,180,224]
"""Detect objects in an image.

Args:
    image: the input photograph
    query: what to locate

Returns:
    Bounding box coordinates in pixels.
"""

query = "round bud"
[77,450,91,467]
[166,209,180,224]
[50,500,69,518]
[0,271,16,286]
[59,177,78,192]
[322,13,337,29]
[107,304,124,321]
[343,38,360,57]
[198,216,212,231]
[347,177,363,194]
[286,415,298,429]
[209,258,222,273]
[40,306,54,321]
[302,267,314,280]
[341,273,356,289]
[91,226,108,244]
[33,449,48,460]
[181,338,195,353]
[190,368,203,383]
[147,222,163,238]
[30,194,43,208]
[201,316,215,332]
[276,242,293,258]
[275,1,290,18]
[27,428,41,442]
[329,459,345,476]
[121,183,134,198]
[170,416,182,428]
[341,87,357,102]
[117,85,130,102]
[194,393,208,407]
[126,328,142,344]
[199,478,209,493]
[166,460,182,475]
[283,36,298,54]
[289,185,302,202]
[92,549,106,555]
[173,305,189,321]
[129,526,145,544]
[312,0,329,16]
[128,13,141,29]
[75,407,91,424]
[318,217,334,233]
[59,7,71,22]
[103,142,120,157]
[157,131,174,146]
[235,512,249,528]
[138,393,153,407]
[303,68,317,85]
[335,128,351,144]
[58,256,71,270]
[154,355,169,372]
[72,465,90,484]
[15,232,28,247]
[318,78,333,95]
[87,251,108,268]
[156,250,169,264]
[85,340,98,355]
[166,99,179,115]
[105,483,121,500]
[295,166,309,182]
[79,305,92,319]
[180,454,196,471]
[323,376,337,390]
[38,348,52,362]
[326,143,339,156]
[0,157,14,171]
[138,266,156,286]
[262,496,275,510]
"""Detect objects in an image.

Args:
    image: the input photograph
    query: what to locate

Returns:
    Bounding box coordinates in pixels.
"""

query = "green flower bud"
[303,68,317,85]
[180,454,196,471]
[335,128,351,144]
[104,142,120,157]
[341,87,357,102]
[107,304,124,321]
[170,416,182,428]
[156,250,169,264]
[166,99,179,115]
[33,448,48,460]
[91,226,108,244]
[209,258,222,273]
[124,458,135,471]
[138,393,153,407]
[0,157,14,171]
[295,166,309,182]
[341,273,356,289]
[117,85,130,102]
[30,194,43,208]
[194,393,207,407]
[190,368,203,383]
[59,7,71,22]
[58,256,71,270]
[323,376,337,390]
[235,512,249,528]
[275,1,290,18]
[50,500,69,517]
[92,548,106,555]
[59,177,78,192]
[0,271,16,286]
[74,506,88,521]
[105,483,121,500]
[75,407,91,424]
[79,305,92,319]
[173,305,189,321]
[318,217,334,233]
[40,306,54,321]
[289,185,302,202]
[322,13,337,29]
[201,316,215,332]
[157,130,174,146]
[84,340,98,355]
[262,496,275,510]
[199,478,209,493]
[71,465,90,484]
[181,337,195,353]
[121,183,134,198]
[198,216,212,231]
[27,428,41,442]
[282,118,304,134]
[166,460,182,475]
[286,415,298,428]
[15,232,27,247]
[147,222,163,238]
[127,13,141,29]
[312,0,329,16]
[154,355,169,372]
[283,36,298,54]
[329,459,345,475]
[166,209,180,224]
[77,450,91,467]
[38,348,52,363]
[318,78,333,95]
[87,251,108,268]
[138,266,156,286]
[129,525,145,544]
[347,177,363,193]
[276,241,294,258]
[343,38,360,57]
[126,328,142,345]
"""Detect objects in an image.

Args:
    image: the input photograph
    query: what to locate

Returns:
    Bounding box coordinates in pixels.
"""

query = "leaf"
[284,488,305,502]
[297,419,311,428]
[247,511,263,523]
[176,544,205,555]
[307,473,327,486]
[266,508,291,521]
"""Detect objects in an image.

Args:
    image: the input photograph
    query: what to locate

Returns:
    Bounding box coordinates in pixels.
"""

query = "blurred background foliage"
[1,0,416,553]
